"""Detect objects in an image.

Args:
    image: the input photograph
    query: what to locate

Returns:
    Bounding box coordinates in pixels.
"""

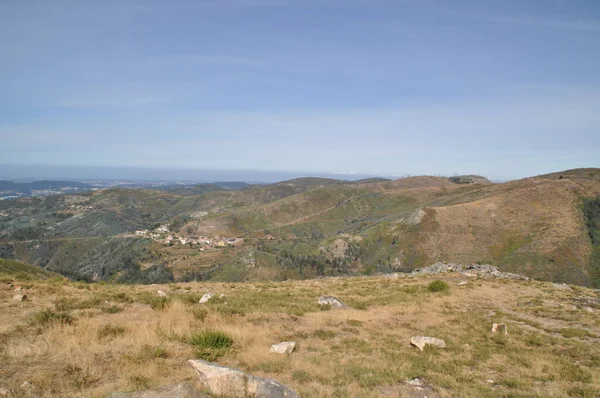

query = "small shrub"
[189,307,208,321]
[188,330,233,361]
[427,280,450,293]
[97,325,126,340]
[129,375,151,390]
[559,328,595,339]
[346,319,363,327]
[102,305,123,314]
[29,309,74,327]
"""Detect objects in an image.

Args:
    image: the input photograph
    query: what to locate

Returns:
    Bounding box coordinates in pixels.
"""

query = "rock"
[486,379,495,384]
[157,290,167,297]
[410,336,446,351]
[219,293,225,299]
[0,387,9,396]
[583,306,594,313]
[14,286,22,292]
[552,283,572,291]
[199,293,212,304]
[107,381,207,397]
[491,323,508,334]
[406,378,422,387]
[318,296,346,309]
[270,341,296,354]
[189,359,300,398]
[457,281,468,286]
[12,294,27,302]
[6,283,13,290]
[410,262,529,281]
[20,381,35,394]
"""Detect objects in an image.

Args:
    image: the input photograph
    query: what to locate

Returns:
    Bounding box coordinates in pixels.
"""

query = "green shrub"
[188,330,234,361]
[427,280,450,293]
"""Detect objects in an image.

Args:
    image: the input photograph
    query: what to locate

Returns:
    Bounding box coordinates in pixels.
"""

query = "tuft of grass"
[427,280,450,293]
[346,319,363,327]
[137,293,171,310]
[102,305,123,314]
[29,309,74,328]
[97,325,126,340]
[189,307,208,321]
[313,329,336,339]
[292,370,311,383]
[188,330,234,361]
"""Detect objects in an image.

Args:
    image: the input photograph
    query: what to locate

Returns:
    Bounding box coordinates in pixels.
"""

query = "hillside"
[1,271,600,397]
[0,169,599,286]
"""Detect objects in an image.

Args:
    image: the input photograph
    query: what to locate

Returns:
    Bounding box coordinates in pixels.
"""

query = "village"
[134,224,243,250]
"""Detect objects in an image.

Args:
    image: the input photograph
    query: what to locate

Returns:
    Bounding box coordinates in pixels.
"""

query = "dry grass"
[1,275,600,397]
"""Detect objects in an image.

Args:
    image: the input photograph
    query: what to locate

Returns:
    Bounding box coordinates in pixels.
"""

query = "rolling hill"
[0,170,599,286]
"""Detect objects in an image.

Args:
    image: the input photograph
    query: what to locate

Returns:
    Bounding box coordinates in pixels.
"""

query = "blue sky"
[1,0,599,181]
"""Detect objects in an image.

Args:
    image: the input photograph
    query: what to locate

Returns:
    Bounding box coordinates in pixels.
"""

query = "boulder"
[107,381,207,398]
[270,341,296,354]
[189,359,300,398]
[157,290,167,297]
[491,323,508,334]
[12,294,27,302]
[199,293,212,304]
[410,336,446,351]
[318,296,346,309]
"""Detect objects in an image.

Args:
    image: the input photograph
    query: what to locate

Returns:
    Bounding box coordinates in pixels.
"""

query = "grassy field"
[2,270,600,397]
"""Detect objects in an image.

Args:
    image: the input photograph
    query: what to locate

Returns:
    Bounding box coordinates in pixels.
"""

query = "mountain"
[0,169,599,286]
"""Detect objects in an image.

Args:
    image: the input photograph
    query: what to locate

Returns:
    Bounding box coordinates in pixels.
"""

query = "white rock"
[410,336,446,351]
[157,290,167,297]
[199,293,212,304]
[189,359,300,398]
[491,323,508,334]
[270,341,296,354]
[219,293,225,299]
[406,378,422,386]
[318,296,346,309]
[457,281,468,286]
[583,306,594,313]
[12,294,27,302]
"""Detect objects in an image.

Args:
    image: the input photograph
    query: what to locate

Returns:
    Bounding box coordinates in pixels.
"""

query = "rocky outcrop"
[270,341,296,354]
[411,262,529,281]
[410,336,446,351]
[318,296,346,308]
[157,290,167,297]
[12,294,27,302]
[189,359,300,398]
[107,381,207,398]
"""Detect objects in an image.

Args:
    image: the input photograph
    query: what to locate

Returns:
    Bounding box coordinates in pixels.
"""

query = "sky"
[1,0,599,181]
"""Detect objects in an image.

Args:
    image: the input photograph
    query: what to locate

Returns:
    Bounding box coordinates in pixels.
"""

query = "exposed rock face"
[491,323,508,334]
[270,341,296,354]
[318,296,346,308]
[107,381,207,398]
[189,359,300,398]
[12,294,27,302]
[199,293,212,304]
[410,336,446,351]
[411,262,529,281]
[157,290,167,297]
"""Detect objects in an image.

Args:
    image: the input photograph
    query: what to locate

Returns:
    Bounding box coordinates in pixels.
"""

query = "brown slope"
[417,177,600,284]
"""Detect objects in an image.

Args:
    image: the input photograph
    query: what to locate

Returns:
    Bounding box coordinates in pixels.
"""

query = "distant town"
[134,224,244,250]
